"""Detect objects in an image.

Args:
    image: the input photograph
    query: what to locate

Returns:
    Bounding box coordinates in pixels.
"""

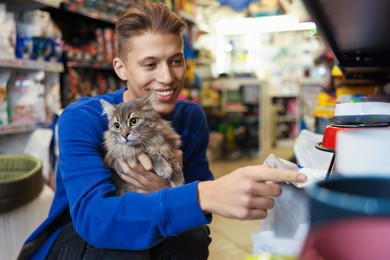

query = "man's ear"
[113,58,127,81]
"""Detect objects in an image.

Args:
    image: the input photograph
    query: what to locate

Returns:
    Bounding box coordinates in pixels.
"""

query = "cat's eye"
[129,117,139,126]
[113,122,121,131]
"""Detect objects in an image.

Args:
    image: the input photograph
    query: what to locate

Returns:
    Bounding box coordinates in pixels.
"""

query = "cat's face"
[101,98,157,145]
[113,32,185,116]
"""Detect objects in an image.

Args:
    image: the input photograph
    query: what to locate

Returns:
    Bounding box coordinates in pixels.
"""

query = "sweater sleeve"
[57,103,210,250]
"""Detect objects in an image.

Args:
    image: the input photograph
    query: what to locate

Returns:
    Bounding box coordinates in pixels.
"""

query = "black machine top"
[302,0,390,80]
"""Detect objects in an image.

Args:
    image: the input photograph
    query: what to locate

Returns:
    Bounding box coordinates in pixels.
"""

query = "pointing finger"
[250,165,307,183]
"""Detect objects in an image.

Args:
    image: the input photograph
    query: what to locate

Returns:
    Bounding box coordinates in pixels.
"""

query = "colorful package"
[0,70,11,125]
[8,71,46,123]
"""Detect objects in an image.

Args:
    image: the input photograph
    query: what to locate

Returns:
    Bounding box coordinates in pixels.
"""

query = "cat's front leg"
[151,156,173,180]
[169,160,185,187]
[151,156,184,187]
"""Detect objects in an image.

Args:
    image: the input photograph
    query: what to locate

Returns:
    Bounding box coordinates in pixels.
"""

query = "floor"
[207,146,295,260]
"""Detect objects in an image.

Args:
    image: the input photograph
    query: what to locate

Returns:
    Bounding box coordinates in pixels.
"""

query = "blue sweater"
[26,87,214,259]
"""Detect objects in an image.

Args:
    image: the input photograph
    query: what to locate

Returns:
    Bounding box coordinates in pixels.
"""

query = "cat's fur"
[100,95,184,195]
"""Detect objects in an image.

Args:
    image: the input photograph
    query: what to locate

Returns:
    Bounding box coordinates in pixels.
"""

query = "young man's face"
[114,33,186,116]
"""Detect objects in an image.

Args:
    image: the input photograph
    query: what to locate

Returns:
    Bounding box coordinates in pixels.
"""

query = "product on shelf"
[15,33,33,59]
[0,70,11,125]
[15,9,63,62]
[95,28,105,62]
[0,5,16,59]
[103,27,115,63]
[8,70,47,123]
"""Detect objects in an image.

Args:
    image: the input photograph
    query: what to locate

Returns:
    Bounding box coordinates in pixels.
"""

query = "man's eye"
[113,122,121,130]
[144,63,156,68]
[172,59,184,66]
[130,117,139,126]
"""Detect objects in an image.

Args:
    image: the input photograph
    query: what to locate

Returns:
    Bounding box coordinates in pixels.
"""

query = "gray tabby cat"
[100,94,184,195]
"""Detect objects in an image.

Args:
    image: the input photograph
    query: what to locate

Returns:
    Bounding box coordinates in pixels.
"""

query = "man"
[19,2,306,259]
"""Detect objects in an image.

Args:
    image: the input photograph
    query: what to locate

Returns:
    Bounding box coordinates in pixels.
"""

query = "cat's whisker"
[134,137,148,148]
[144,89,155,104]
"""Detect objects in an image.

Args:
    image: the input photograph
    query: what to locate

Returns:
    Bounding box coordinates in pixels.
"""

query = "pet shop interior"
[1,0,390,259]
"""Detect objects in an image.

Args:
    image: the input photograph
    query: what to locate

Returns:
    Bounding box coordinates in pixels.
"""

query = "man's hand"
[197,164,307,220]
[118,151,183,193]
[118,152,169,193]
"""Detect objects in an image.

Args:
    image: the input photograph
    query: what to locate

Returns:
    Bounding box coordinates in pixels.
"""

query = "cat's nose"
[121,132,129,139]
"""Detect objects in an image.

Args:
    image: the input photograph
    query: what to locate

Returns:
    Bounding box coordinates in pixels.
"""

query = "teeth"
[155,90,174,96]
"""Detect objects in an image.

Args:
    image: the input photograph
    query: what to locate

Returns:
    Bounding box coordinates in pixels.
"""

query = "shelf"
[211,77,260,91]
[67,61,113,71]
[276,115,297,122]
[0,59,64,73]
[0,123,38,135]
[63,4,117,25]
[2,0,60,11]
[300,78,327,86]
[33,0,61,8]
[271,94,298,98]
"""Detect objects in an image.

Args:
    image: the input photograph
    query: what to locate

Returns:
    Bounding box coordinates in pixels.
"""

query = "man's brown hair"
[115,1,187,60]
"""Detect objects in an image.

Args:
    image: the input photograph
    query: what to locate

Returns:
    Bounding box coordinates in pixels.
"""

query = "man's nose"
[156,64,173,84]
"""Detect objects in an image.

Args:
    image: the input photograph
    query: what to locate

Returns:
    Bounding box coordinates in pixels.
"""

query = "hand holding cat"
[117,151,183,193]
[197,165,307,220]
[118,153,170,193]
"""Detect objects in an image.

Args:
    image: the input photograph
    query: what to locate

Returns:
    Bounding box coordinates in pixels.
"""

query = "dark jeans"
[46,222,211,260]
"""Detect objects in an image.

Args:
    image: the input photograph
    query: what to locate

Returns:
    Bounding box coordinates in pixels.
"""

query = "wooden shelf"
[0,59,64,73]
[63,4,117,25]
[67,61,113,71]
[0,123,38,135]
[33,0,61,8]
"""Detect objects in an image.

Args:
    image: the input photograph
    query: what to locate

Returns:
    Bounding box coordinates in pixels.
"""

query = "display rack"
[0,59,64,73]
[0,123,38,135]
[271,94,298,147]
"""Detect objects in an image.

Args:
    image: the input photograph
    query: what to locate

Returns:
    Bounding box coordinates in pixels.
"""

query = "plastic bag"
[252,182,310,257]
[264,153,326,188]
[294,129,333,172]
[252,153,326,257]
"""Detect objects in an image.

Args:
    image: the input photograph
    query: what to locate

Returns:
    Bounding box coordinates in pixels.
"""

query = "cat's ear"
[100,99,116,118]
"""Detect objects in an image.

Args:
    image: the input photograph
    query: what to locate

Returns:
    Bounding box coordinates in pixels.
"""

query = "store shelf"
[276,115,297,122]
[271,95,299,147]
[33,0,61,8]
[1,0,59,11]
[211,77,261,91]
[0,123,38,135]
[0,59,64,73]
[270,93,298,98]
[67,61,113,71]
[62,4,117,25]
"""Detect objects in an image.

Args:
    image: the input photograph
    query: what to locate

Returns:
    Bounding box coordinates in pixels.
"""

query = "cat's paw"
[155,164,173,179]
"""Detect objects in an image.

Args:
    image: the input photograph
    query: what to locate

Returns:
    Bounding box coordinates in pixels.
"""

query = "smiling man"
[19,2,306,260]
